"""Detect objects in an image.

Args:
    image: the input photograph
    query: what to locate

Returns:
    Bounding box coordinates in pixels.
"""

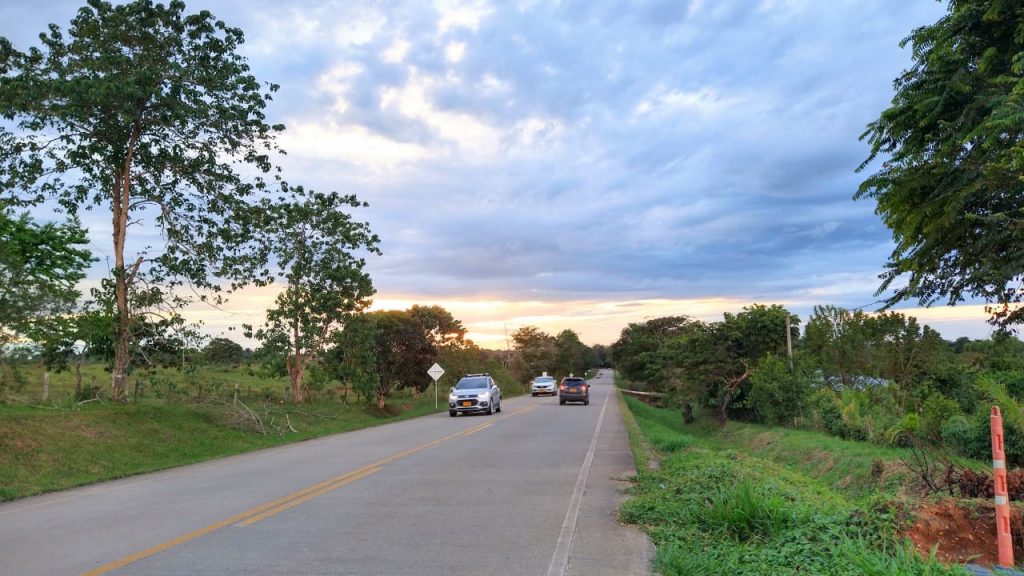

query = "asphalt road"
[0,369,652,575]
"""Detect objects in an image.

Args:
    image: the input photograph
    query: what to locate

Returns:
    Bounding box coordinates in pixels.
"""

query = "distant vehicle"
[559,376,589,405]
[448,374,502,416]
[531,373,556,396]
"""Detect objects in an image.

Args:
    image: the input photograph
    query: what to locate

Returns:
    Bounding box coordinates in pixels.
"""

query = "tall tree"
[553,329,589,378]
[366,310,433,409]
[857,0,1024,326]
[872,312,948,414]
[511,325,556,381]
[611,316,694,386]
[202,337,245,366]
[0,211,93,344]
[803,305,876,388]
[0,0,286,400]
[251,188,378,403]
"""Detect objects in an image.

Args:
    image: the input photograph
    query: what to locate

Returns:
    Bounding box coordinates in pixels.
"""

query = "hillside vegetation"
[620,396,974,575]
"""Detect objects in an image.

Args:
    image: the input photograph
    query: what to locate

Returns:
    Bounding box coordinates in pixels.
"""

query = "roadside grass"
[619,397,969,576]
[3,363,292,404]
[626,398,917,498]
[0,390,443,502]
[618,391,653,472]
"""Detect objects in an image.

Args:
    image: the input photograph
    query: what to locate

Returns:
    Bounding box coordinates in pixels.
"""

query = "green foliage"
[552,328,591,378]
[201,338,245,367]
[884,413,921,447]
[830,538,966,576]
[610,316,696,389]
[803,305,878,387]
[364,310,435,407]
[920,394,960,442]
[0,0,299,398]
[620,398,968,575]
[0,389,443,501]
[749,354,813,426]
[940,414,973,455]
[701,478,799,542]
[325,313,379,403]
[811,388,848,438]
[510,325,556,382]
[0,211,93,350]
[251,187,378,402]
[857,0,1024,328]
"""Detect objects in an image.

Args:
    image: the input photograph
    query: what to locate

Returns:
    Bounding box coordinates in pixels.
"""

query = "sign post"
[428,362,445,411]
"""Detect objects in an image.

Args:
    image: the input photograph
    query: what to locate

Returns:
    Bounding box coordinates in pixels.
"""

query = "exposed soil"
[905,500,1024,565]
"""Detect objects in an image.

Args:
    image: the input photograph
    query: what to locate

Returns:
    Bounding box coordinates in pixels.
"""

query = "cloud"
[7,0,988,344]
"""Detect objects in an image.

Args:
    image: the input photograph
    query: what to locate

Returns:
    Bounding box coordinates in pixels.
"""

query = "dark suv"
[559,376,589,405]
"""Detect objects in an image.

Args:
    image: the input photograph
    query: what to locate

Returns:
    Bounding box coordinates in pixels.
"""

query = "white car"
[531,374,556,396]
[448,374,502,416]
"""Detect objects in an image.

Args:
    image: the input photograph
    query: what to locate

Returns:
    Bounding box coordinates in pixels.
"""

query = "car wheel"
[496,399,501,413]
[559,398,566,405]
[486,403,493,415]
[531,392,537,397]
[584,398,590,406]
[449,410,457,417]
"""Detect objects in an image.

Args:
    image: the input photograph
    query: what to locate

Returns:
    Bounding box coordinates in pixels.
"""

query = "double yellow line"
[82,408,532,575]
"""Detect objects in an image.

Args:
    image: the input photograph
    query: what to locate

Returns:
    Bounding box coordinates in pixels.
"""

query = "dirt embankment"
[906,500,1024,566]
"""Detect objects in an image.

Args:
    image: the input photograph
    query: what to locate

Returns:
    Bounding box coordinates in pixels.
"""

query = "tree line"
[612,304,1024,464]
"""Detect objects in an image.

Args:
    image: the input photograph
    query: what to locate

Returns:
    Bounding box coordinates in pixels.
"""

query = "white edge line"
[546,384,610,576]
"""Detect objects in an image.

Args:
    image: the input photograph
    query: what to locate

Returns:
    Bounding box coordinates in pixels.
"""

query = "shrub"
[749,354,812,426]
[920,394,959,442]
[884,413,921,447]
[940,415,972,455]
[811,388,845,436]
[700,478,797,542]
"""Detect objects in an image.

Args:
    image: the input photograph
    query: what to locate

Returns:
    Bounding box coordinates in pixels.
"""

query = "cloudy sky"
[3,0,997,347]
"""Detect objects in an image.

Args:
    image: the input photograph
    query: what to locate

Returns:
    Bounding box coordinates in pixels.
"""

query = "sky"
[2,0,1002,348]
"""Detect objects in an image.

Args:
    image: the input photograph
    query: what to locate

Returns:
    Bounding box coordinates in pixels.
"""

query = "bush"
[811,388,845,437]
[961,410,1024,466]
[884,414,921,447]
[749,354,812,426]
[940,415,972,455]
[991,370,1024,402]
[700,478,797,542]
[920,394,959,442]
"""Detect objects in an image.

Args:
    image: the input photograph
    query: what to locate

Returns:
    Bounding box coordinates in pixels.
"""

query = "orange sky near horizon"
[176,284,1002,350]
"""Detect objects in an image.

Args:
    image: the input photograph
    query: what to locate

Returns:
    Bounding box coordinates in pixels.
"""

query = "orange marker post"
[992,406,1015,568]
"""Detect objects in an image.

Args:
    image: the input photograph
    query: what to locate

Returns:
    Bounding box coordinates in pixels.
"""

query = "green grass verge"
[619,397,969,576]
[0,391,442,502]
[617,391,652,472]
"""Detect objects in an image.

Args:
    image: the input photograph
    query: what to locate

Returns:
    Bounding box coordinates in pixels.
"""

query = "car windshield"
[562,379,585,385]
[455,378,490,390]
[535,377,554,383]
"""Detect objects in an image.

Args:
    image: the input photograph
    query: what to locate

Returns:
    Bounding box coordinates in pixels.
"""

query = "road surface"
[0,369,651,575]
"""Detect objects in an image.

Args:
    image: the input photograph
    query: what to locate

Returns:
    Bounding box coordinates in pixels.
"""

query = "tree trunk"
[110,128,140,403]
[285,290,309,403]
[74,359,82,400]
[682,402,694,424]
[287,354,306,404]
[42,371,49,401]
[111,171,130,402]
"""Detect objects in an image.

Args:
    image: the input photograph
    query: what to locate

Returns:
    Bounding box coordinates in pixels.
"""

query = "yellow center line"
[238,467,381,527]
[81,407,529,575]
[462,422,494,436]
